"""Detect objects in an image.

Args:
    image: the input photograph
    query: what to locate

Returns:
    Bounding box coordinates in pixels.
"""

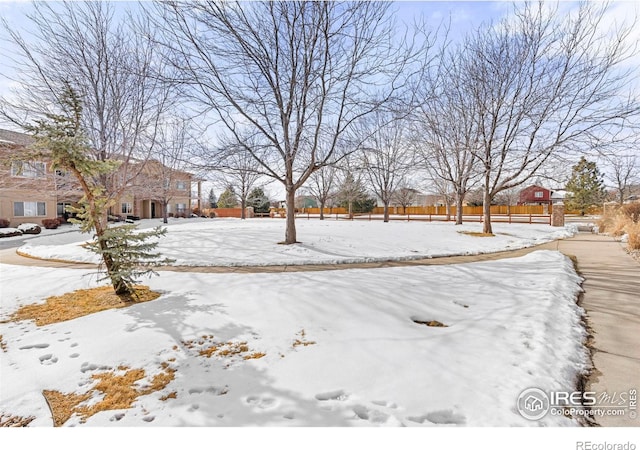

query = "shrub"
[610,214,629,237]
[0,219,9,228]
[42,219,60,229]
[626,222,640,251]
[596,216,611,234]
[0,228,22,238]
[622,202,640,223]
[18,223,42,235]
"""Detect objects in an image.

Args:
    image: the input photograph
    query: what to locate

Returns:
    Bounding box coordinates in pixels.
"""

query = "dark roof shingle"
[0,129,34,147]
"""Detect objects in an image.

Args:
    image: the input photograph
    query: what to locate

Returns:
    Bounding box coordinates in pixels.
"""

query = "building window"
[14,201,46,217]
[121,202,133,214]
[176,203,187,214]
[11,161,46,179]
[176,181,187,190]
[534,191,544,198]
[57,202,73,216]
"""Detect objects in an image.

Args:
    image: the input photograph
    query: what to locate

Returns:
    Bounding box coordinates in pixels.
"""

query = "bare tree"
[413,43,480,225]
[358,110,413,222]
[596,126,640,205]
[152,1,416,243]
[136,117,194,223]
[335,159,368,219]
[1,1,173,230]
[392,184,418,215]
[458,2,640,233]
[214,144,264,219]
[305,164,338,220]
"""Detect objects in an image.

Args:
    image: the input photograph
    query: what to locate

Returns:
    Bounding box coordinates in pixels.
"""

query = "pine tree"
[336,173,370,218]
[217,186,239,208]
[27,82,170,298]
[247,187,270,213]
[208,188,218,208]
[565,157,607,216]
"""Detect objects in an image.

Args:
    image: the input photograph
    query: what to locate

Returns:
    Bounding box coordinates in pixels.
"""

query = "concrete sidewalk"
[552,233,640,426]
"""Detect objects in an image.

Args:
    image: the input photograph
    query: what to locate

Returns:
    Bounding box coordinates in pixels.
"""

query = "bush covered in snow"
[0,228,22,238]
[17,223,42,235]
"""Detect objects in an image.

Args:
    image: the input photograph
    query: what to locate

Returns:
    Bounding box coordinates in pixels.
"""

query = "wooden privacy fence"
[371,205,547,215]
[296,212,552,225]
[300,205,547,215]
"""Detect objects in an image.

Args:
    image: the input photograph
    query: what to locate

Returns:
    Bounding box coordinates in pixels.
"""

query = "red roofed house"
[518,185,551,206]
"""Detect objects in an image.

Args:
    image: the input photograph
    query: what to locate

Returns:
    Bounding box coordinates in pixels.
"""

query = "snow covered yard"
[16,218,577,266]
[0,250,589,426]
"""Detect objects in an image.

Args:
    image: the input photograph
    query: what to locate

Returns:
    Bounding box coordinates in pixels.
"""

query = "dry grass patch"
[598,205,640,252]
[609,214,629,237]
[412,318,448,327]
[43,362,175,427]
[627,222,640,251]
[160,391,177,401]
[183,335,264,361]
[293,329,316,348]
[0,335,6,352]
[0,413,36,427]
[457,231,495,237]
[8,285,161,326]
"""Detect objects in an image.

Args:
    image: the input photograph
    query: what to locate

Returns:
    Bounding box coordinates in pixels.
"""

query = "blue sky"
[0,1,638,195]
[0,1,547,118]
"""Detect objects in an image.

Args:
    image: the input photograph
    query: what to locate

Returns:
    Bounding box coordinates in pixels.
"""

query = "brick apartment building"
[0,129,198,227]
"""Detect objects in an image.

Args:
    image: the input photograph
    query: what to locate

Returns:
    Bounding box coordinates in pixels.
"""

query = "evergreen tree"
[27,82,170,298]
[350,197,377,214]
[565,157,607,215]
[336,172,369,218]
[247,187,270,213]
[208,188,218,208]
[217,186,239,208]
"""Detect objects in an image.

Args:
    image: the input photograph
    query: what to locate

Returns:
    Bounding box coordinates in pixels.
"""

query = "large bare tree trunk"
[383,202,390,222]
[240,198,246,220]
[456,194,464,225]
[482,186,493,235]
[319,201,325,220]
[285,188,297,244]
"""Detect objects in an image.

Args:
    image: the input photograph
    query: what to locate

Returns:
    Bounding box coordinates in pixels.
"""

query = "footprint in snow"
[39,353,58,365]
[372,400,398,409]
[245,395,278,410]
[407,409,466,425]
[315,390,348,401]
[352,405,389,424]
[19,343,49,350]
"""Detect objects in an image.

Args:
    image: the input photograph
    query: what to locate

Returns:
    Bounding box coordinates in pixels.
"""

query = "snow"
[0,228,22,237]
[0,250,589,427]
[0,223,80,241]
[16,218,578,266]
